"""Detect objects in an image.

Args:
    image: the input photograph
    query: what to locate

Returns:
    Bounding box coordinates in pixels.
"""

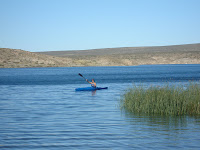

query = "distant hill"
[38,43,200,57]
[0,48,73,68]
[38,43,200,66]
[1,43,200,68]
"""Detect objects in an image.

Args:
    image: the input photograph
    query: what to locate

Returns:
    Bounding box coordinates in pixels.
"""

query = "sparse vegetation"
[1,43,200,68]
[0,48,73,68]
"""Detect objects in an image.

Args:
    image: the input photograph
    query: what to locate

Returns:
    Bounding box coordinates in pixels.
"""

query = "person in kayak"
[86,79,96,88]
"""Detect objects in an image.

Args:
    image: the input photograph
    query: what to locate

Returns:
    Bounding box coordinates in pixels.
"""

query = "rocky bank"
[1,43,200,68]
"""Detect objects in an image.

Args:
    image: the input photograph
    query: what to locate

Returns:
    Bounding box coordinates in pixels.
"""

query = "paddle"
[78,73,87,80]
[78,73,97,88]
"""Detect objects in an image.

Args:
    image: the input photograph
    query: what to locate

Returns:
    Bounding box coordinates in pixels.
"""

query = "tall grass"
[121,83,200,116]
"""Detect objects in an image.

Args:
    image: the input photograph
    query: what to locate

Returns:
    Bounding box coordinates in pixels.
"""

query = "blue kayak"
[75,87,108,91]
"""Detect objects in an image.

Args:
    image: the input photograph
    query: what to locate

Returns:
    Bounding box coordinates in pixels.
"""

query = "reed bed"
[121,83,200,116]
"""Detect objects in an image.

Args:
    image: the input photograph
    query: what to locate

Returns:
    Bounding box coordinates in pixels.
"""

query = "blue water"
[0,64,200,149]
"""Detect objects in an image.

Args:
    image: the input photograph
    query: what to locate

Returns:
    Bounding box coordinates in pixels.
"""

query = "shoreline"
[1,43,200,68]
[1,63,200,69]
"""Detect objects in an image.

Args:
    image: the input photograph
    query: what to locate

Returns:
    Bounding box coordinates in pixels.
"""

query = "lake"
[0,64,200,149]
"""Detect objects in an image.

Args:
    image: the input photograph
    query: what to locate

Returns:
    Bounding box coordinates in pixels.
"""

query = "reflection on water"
[75,89,97,96]
[124,111,200,127]
[92,90,96,96]
[122,111,200,149]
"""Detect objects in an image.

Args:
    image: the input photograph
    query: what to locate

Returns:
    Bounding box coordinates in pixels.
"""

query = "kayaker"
[86,79,96,88]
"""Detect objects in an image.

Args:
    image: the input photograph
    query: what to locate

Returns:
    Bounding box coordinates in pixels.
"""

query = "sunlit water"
[0,65,200,149]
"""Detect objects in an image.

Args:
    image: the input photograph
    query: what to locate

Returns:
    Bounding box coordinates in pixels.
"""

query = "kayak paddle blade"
[78,73,83,77]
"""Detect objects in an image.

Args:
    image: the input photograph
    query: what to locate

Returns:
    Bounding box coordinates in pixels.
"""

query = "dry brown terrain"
[39,43,200,56]
[0,48,73,68]
[1,43,200,68]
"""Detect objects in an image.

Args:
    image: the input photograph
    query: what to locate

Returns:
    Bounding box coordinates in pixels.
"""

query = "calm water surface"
[0,64,200,149]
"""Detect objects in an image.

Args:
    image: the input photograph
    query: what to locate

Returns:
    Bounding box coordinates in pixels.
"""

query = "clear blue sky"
[0,0,200,52]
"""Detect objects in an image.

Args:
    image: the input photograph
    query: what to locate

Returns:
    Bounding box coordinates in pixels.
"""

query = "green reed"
[121,83,200,116]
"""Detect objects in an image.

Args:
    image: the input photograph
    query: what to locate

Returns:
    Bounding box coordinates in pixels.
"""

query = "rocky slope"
[39,43,200,56]
[0,48,73,68]
[1,43,200,68]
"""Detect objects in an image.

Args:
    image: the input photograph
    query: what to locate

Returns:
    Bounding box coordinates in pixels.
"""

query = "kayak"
[75,87,108,91]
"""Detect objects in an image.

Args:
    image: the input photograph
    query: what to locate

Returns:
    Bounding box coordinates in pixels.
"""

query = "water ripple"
[1,66,200,149]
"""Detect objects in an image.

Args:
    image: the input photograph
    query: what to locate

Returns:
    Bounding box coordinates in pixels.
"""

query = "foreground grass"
[121,83,200,116]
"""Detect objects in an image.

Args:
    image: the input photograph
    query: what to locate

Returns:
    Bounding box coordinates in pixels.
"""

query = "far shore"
[1,43,200,68]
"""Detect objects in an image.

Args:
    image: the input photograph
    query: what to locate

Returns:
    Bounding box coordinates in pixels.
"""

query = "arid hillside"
[39,43,200,66]
[1,43,200,68]
[39,43,200,57]
[0,48,73,68]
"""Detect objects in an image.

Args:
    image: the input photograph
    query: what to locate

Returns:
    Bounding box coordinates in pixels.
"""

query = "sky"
[0,0,200,52]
